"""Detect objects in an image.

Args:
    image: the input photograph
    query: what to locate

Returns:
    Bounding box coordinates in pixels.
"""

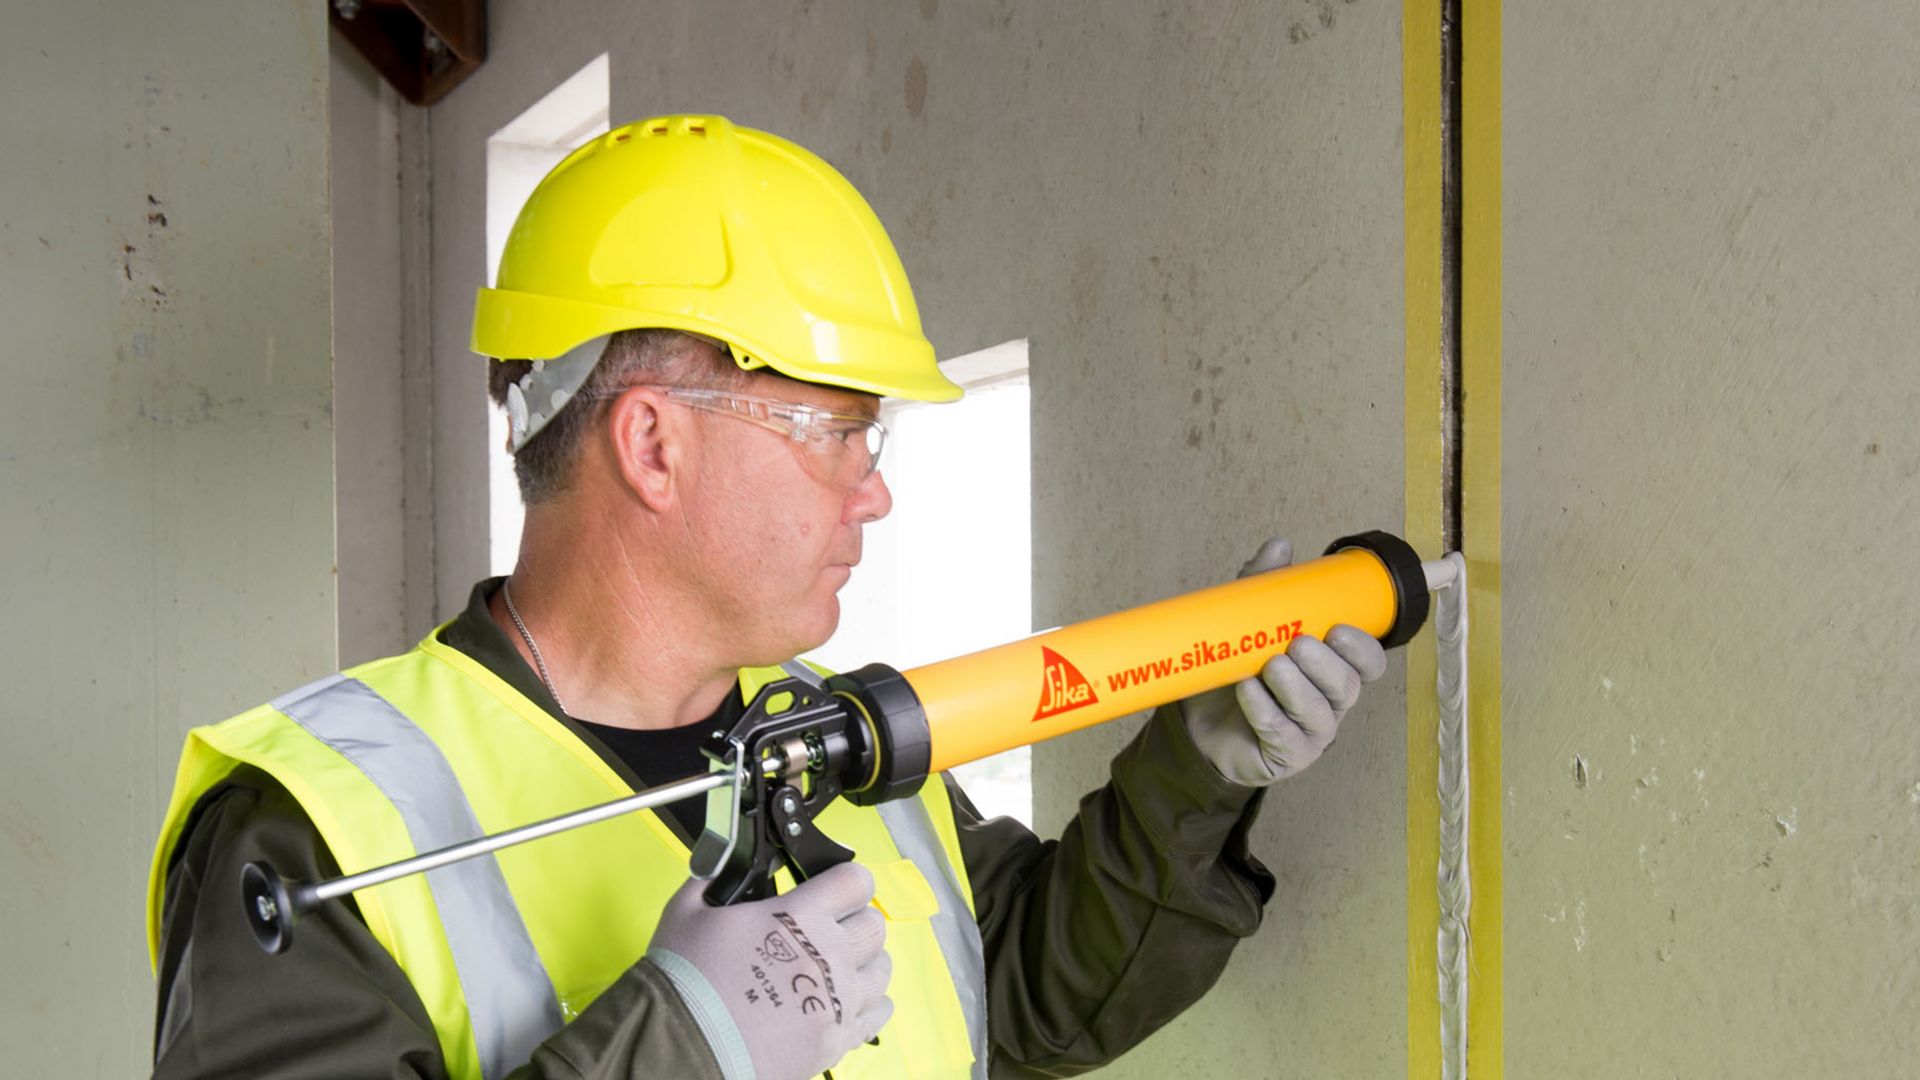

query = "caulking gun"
[242,530,1437,952]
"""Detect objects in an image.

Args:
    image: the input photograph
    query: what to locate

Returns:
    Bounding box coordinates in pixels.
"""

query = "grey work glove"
[1181,536,1390,786]
[647,862,893,1080]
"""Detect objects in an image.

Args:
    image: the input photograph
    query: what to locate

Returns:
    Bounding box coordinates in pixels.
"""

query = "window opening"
[811,340,1034,826]
[484,54,610,575]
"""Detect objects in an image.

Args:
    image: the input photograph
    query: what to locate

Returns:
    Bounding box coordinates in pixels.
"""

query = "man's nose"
[844,469,892,525]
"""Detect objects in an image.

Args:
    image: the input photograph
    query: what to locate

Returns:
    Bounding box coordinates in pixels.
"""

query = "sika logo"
[1033,645,1099,721]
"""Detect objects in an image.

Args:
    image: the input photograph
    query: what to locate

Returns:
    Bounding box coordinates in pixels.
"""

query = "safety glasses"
[662,387,888,488]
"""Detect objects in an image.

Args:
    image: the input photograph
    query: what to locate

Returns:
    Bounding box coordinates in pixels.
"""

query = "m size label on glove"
[741,912,846,1023]
[1104,621,1305,692]
[1033,646,1100,721]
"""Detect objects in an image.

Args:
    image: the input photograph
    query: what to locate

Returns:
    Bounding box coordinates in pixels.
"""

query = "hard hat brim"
[472,287,963,403]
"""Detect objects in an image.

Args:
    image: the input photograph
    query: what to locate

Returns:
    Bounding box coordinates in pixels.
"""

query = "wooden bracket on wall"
[329,0,486,106]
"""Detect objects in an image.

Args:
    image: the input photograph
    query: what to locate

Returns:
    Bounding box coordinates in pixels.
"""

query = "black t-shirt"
[575,706,741,840]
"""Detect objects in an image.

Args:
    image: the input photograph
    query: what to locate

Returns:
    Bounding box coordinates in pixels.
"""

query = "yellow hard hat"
[472,114,961,403]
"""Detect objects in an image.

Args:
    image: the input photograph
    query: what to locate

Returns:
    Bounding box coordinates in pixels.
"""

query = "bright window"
[484,55,610,575]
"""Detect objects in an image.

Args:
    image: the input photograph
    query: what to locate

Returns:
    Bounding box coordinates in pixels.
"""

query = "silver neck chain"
[501,578,570,717]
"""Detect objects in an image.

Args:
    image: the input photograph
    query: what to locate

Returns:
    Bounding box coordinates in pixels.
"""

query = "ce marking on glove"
[791,972,829,1016]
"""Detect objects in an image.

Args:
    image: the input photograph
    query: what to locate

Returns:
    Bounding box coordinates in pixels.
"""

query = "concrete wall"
[7,1,1914,1075]
[0,2,335,1074]
[331,41,410,665]
[430,3,1920,1075]
[1502,3,1920,1075]
[425,1,1409,1074]
[331,38,438,662]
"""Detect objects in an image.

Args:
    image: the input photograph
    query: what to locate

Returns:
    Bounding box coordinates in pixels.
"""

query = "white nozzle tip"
[1423,555,1462,592]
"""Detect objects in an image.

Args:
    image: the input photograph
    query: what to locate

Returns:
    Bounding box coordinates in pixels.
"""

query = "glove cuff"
[649,948,757,1080]
[1115,705,1264,855]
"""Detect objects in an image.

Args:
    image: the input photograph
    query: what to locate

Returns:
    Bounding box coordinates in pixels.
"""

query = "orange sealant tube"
[903,532,1429,774]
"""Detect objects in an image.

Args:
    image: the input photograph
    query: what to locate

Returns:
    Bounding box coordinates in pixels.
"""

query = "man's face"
[676,374,893,664]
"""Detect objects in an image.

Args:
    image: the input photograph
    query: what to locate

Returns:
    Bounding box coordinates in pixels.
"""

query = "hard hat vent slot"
[687,124,707,136]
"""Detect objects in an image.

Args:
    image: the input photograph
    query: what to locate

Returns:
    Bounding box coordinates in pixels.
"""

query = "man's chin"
[786,594,841,658]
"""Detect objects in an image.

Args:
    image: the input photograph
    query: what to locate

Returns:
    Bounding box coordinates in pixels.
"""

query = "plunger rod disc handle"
[243,767,751,953]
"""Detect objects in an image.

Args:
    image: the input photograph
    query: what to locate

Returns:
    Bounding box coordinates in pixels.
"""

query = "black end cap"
[828,663,931,806]
[241,861,294,955]
[1324,530,1431,649]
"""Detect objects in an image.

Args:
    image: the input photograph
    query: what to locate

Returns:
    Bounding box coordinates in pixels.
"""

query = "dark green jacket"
[152,582,1274,1078]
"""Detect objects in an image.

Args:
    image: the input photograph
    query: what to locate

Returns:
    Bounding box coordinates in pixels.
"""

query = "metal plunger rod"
[254,531,1433,940]
[298,769,741,911]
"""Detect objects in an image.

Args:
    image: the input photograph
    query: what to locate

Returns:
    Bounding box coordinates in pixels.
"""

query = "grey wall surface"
[12,1,1908,1075]
[331,38,439,662]
[332,41,410,665]
[0,2,335,1074]
[426,1,1409,1074]
[1503,2,1920,1075]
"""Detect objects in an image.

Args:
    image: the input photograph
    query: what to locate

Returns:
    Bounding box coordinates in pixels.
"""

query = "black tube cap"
[828,664,931,806]
[1323,530,1431,649]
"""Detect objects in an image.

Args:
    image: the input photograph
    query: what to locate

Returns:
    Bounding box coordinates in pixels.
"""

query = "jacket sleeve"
[949,705,1277,1078]
[151,766,724,1080]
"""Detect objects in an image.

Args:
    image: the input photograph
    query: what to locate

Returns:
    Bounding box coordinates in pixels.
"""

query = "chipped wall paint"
[1504,2,1920,1075]
[0,3,334,1073]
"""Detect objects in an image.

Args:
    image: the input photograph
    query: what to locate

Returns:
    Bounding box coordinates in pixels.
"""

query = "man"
[148,115,1386,1079]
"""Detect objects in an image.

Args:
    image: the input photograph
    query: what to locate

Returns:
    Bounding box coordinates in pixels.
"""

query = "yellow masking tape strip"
[1401,0,1445,1075]
[1461,0,1504,1075]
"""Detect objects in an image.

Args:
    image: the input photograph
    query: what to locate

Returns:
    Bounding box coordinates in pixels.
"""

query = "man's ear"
[605,387,679,512]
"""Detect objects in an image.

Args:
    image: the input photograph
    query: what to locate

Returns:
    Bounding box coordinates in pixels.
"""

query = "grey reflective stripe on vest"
[780,659,825,686]
[785,659,989,1074]
[877,796,991,1078]
[272,674,563,1079]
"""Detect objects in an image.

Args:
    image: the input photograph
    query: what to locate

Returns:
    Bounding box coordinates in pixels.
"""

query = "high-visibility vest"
[147,630,988,1080]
